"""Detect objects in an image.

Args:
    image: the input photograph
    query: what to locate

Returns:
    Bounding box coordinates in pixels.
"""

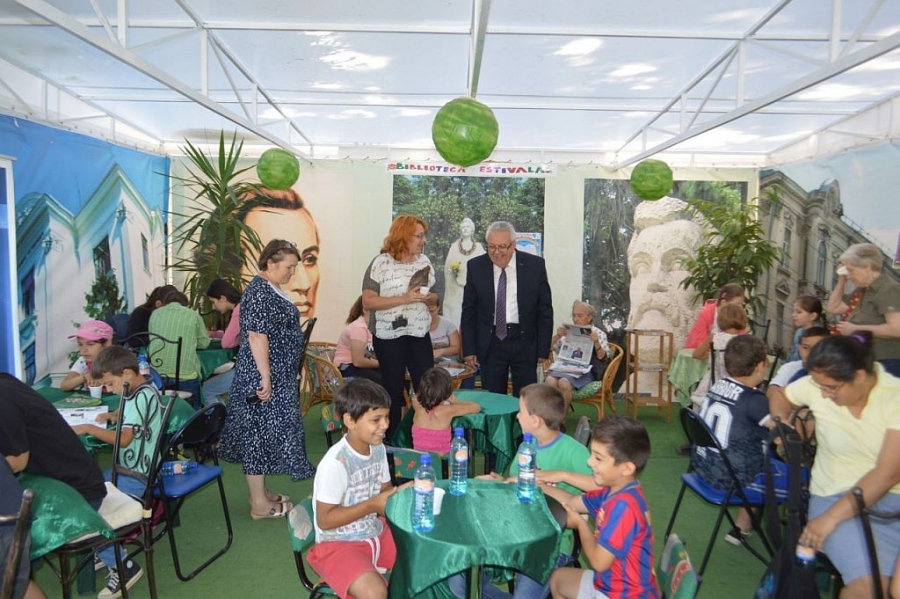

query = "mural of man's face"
[627,219,700,333]
[242,207,320,319]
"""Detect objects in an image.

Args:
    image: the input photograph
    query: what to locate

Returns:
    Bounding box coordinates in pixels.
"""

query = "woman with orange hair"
[362,215,436,441]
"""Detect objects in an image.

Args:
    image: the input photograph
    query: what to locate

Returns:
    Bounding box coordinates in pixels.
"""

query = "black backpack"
[755,422,819,599]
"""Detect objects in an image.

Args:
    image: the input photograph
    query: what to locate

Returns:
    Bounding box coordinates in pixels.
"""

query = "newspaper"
[547,324,594,376]
[58,406,108,427]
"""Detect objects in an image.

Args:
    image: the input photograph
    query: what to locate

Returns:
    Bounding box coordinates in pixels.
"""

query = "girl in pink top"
[334,296,382,385]
[411,367,480,454]
[684,283,745,349]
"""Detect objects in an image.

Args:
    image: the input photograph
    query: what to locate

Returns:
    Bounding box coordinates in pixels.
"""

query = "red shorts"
[307,520,396,599]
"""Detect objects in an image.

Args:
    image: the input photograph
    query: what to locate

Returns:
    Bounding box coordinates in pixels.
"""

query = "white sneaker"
[97,560,143,599]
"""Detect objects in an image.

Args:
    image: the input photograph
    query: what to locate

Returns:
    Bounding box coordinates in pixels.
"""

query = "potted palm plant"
[170,131,264,310]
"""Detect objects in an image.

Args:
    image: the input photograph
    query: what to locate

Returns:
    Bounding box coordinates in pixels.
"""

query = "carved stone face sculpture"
[627,197,703,349]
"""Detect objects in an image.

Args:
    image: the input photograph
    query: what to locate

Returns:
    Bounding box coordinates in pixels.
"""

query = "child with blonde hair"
[689,303,749,409]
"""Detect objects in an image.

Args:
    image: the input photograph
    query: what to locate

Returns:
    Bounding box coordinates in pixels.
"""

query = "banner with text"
[387,160,556,178]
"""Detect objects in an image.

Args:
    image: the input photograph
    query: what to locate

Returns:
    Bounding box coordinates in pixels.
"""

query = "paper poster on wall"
[516,233,542,256]
[0,116,170,386]
[392,175,545,328]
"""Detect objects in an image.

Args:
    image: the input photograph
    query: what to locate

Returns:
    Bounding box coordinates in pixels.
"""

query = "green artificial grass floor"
[34,400,779,598]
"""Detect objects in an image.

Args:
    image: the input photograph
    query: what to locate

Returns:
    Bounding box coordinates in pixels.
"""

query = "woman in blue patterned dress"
[220,239,316,519]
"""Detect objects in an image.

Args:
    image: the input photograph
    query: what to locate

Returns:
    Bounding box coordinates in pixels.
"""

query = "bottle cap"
[523,433,533,442]
[420,454,431,465]
[454,427,464,437]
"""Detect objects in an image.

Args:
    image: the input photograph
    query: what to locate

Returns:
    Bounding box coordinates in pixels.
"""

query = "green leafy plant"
[83,270,128,320]
[679,187,781,316]
[169,131,264,308]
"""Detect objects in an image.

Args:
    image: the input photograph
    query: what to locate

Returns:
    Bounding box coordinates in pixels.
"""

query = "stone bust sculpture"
[443,217,485,328]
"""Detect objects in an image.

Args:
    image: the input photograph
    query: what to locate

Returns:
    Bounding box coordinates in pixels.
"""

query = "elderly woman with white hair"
[827,242,900,377]
[545,300,610,408]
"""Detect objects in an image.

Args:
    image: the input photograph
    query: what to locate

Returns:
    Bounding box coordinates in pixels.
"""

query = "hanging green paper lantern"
[432,97,499,167]
[630,159,674,201]
[257,148,300,190]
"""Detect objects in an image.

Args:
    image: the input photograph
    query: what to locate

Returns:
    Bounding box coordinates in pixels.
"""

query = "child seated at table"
[308,379,404,599]
[689,303,748,410]
[767,326,831,406]
[451,383,594,599]
[693,335,774,546]
[69,345,165,598]
[545,415,660,599]
[411,367,480,454]
[60,319,114,391]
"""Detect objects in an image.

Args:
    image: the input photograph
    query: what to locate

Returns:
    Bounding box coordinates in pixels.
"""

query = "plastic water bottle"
[138,353,150,378]
[795,541,816,568]
[449,427,468,496]
[412,454,436,533]
[516,433,537,503]
[160,460,197,476]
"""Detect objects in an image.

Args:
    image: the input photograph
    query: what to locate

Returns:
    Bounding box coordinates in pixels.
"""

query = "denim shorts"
[810,492,900,584]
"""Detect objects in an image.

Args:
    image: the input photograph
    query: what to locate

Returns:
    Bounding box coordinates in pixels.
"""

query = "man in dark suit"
[461,221,553,396]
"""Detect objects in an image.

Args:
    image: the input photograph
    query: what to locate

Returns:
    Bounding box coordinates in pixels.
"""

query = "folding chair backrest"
[387,447,445,483]
[0,489,35,599]
[657,533,698,599]
[110,381,175,490]
[851,486,900,599]
[121,331,184,389]
[574,415,592,447]
[680,408,746,495]
[299,317,317,365]
[286,499,328,594]
[168,403,227,450]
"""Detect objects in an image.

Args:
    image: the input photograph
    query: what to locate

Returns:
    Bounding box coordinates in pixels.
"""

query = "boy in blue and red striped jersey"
[542,415,660,599]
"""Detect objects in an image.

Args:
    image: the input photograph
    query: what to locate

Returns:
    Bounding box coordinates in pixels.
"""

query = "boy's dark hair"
[723,335,766,377]
[591,414,651,474]
[416,368,453,410]
[800,326,831,341]
[334,378,391,421]
[520,383,566,431]
[91,346,139,379]
[716,303,748,332]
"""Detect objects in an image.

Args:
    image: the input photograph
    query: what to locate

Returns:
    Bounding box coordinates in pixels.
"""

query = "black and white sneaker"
[94,554,104,571]
[724,526,752,546]
[98,560,143,599]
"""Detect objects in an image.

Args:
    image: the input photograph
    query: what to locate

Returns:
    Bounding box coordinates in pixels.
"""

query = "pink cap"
[69,319,114,342]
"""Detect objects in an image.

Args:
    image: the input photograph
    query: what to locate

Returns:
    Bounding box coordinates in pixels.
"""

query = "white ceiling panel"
[0,0,898,164]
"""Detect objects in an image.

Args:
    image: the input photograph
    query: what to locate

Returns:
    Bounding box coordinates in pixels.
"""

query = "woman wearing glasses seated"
[772,332,900,598]
[362,215,436,443]
[220,239,316,520]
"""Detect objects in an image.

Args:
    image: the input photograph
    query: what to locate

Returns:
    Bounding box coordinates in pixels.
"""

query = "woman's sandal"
[250,501,293,520]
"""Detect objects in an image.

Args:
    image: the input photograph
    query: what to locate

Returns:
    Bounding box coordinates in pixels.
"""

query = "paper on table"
[58,406,108,427]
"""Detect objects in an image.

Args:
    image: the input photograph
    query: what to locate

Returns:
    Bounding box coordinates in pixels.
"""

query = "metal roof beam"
[467,0,491,98]
[615,29,900,168]
[10,0,312,161]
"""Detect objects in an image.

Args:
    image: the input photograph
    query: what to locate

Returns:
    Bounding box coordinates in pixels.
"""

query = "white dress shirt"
[492,257,519,325]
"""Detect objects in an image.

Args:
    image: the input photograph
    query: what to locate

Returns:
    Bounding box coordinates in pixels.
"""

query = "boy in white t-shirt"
[307,379,402,599]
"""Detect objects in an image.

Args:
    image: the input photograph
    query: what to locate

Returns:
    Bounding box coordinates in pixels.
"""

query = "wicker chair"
[571,342,624,422]
[300,343,345,416]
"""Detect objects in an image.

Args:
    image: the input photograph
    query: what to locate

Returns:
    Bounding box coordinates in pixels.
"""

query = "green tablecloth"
[198,345,236,379]
[36,387,195,450]
[668,349,708,405]
[385,479,561,599]
[394,390,521,474]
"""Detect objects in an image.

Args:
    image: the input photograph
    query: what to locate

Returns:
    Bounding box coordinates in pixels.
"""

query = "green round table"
[385,479,561,599]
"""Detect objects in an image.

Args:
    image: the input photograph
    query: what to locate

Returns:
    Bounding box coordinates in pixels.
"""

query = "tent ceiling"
[1,0,899,166]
